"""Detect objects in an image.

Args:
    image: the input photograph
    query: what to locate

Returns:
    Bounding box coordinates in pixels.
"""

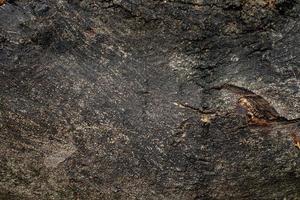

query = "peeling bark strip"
[209,83,295,124]
[0,0,300,199]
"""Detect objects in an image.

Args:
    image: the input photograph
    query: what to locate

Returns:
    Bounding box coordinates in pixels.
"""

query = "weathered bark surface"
[0,0,300,199]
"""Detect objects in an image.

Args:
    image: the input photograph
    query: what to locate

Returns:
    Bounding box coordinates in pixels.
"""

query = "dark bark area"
[0,0,300,199]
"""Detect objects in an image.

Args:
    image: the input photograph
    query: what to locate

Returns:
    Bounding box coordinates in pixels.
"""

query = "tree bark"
[0,0,300,199]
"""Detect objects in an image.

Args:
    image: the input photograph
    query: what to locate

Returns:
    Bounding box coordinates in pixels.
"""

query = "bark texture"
[0,0,300,199]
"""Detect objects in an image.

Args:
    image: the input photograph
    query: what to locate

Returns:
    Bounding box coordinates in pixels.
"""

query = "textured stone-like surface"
[0,0,300,199]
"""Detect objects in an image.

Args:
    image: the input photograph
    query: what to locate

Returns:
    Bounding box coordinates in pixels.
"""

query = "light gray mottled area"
[0,0,300,199]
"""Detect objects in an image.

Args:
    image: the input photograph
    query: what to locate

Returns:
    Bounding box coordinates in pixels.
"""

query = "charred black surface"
[0,0,300,199]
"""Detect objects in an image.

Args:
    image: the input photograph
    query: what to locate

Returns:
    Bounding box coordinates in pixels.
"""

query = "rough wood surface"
[0,0,300,199]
